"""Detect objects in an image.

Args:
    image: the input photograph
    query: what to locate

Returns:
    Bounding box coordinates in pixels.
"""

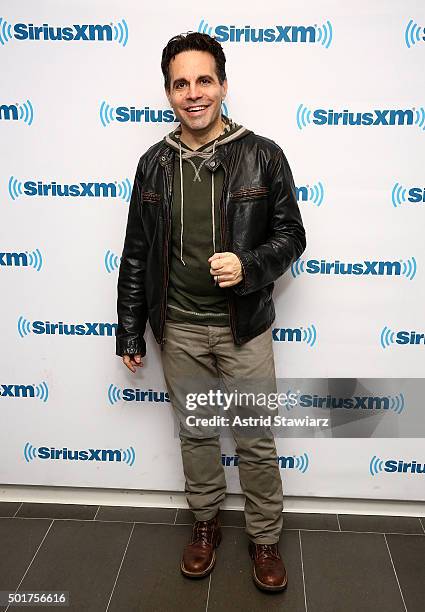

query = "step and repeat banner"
[1,0,424,501]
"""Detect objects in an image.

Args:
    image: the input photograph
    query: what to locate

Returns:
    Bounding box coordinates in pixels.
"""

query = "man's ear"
[165,87,171,105]
[221,78,228,99]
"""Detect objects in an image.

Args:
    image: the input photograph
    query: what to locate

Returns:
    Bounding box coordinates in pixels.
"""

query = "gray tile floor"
[0,502,424,611]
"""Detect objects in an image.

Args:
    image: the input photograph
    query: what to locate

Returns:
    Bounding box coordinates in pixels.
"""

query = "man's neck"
[180,118,224,151]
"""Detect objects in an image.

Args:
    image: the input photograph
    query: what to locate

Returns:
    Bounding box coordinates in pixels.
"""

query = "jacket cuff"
[115,336,146,357]
[232,251,253,296]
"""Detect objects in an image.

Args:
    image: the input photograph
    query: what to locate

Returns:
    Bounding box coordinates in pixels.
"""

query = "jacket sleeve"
[232,148,306,296]
[115,158,148,357]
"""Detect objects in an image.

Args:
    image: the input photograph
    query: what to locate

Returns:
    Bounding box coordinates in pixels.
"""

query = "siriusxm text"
[37,447,124,461]
[222,453,297,469]
[122,389,170,402]
[305,260,409,275]
[29,321,117,336]
[210,25,316,43]
[0,104,19,120]
[312,108,414,126]
[299,395,393,409]
[272,328,303,342]
[393,331,425,345]
[0,252,30,266]
[384,460,424,474]
[114,107,176,123]
[0,384,35,398]
[23,181,119,198]
[10,23,115,42]
[405,187,425,203]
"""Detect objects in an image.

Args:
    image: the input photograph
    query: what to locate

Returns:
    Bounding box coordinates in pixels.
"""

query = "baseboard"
[1,484,424,517]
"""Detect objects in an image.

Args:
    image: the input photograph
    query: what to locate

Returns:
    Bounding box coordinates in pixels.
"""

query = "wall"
[1,0,424,500]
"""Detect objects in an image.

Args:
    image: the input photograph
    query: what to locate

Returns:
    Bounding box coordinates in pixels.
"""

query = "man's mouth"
[185,105,209,114]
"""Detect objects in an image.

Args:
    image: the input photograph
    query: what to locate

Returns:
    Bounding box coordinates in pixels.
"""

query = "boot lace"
[255,544,280,561]
[192,519,214,545]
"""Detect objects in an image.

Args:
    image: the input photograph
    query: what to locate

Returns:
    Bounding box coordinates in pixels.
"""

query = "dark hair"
[161,32,226,91]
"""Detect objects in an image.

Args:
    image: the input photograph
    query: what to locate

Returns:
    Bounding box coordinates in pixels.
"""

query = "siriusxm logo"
[0,382,49,402]
[272,325,317,347]
[391,183,425,207]
[108,384,170,405]
[24,442,135,465]
[380,326,425,349]
[404,19,425,48]
[0,100,34,125]
[0,249,43,271]
[8,177,131,202]
[222,452,309,472]
[17,316,117,338]
[370,455,424,476]
[198,19,333,47]
[292,257,417,280]
[296,393,404,414]
[0,18,128,46]
[296,182,325,206]
[100,101,228,126]
[105,251,121,273]
[100,101,176,126]
[297,104,425,131]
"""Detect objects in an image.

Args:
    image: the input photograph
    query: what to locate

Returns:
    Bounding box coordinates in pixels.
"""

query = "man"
[116,32,306,592]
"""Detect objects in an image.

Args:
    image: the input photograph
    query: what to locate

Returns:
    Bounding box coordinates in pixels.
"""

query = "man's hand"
[122,354,143,373]
[208,252,243,288]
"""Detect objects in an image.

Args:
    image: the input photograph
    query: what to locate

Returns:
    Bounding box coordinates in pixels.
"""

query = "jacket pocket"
[229,186,269,202]
[142,191,161,204]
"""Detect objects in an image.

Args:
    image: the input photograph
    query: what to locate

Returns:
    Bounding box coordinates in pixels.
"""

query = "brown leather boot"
[248,542,288,591]
[181,514,222,578]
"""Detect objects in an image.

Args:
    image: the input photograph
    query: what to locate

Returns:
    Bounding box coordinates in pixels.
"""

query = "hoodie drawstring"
[211,140,217,256]
[178,141,186,265]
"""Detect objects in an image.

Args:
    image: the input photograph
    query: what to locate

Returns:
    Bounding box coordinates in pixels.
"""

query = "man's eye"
[201,78,210,84]
[175,82,186,89]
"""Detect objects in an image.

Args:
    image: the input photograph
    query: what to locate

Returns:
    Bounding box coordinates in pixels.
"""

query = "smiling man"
[116,32,306,592]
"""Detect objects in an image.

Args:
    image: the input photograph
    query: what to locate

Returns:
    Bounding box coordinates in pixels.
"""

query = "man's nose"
[186,82,202,100]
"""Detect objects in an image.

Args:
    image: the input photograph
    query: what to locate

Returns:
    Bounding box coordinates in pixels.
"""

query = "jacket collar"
[157,142,230,172]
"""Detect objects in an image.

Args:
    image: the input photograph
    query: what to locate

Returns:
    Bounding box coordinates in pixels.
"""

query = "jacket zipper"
[159,161,173,345]
[219,161,238,344]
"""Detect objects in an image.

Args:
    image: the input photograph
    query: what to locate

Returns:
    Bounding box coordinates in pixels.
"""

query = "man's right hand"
[122,354,143,373]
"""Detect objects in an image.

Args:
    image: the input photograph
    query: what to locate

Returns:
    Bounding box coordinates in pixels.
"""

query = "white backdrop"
[1,0,424,501]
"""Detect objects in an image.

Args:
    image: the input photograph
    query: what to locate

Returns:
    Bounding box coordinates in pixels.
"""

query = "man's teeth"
[187,106,207,112]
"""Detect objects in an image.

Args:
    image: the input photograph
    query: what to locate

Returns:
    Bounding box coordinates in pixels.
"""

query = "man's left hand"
[208,252,243,288]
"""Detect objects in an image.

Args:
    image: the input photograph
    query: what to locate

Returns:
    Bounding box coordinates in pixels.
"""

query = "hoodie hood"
[163,115,250,265]
[164,114,249,153]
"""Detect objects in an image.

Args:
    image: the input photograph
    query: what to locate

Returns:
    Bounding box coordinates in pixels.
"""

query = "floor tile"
[283,512,339,531]
[0,501,21,517]
[386,533,425,612]
[16,502,98,521]
[107,523,208,612]
[176,508,246,527]
[338,514,423,534]
[301,530,405,612]
[18,519,132,612]
[96,505,176,524]
[0,517,51,600]
[3,502,424,611]
[208,528,305,611]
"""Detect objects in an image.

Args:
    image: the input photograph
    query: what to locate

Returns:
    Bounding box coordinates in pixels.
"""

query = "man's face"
[166,50,227,134]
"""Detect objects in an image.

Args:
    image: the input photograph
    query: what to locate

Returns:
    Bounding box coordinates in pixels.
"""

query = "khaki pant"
[161,320,284,544]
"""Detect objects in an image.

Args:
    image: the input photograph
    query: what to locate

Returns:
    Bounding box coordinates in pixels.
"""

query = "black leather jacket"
[116,132,306,357]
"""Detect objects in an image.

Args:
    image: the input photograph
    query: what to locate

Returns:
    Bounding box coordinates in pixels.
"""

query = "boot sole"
[180,532,222,578]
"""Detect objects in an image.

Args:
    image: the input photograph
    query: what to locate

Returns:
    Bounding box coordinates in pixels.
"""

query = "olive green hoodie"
[163,115,249,325]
